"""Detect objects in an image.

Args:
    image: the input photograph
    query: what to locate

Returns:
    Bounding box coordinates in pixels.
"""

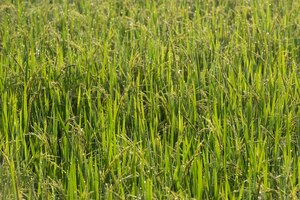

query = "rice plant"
[0,0,299,199]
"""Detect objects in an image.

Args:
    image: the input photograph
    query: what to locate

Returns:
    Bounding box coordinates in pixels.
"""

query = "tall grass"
[0,0,299,199]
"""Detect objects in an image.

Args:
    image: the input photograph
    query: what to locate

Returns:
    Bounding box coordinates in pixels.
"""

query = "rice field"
[0,0,299,199]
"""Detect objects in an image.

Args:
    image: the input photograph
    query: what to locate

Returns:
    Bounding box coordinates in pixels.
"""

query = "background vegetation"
[0,0,299,199]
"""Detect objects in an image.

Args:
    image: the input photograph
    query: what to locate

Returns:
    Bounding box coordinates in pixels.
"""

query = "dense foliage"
[0,0,299,199]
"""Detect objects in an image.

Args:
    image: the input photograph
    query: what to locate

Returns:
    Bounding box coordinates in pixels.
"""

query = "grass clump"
[0,0,299,199]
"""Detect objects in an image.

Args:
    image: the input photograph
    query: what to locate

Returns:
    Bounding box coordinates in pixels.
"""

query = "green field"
[0,0,299,199]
